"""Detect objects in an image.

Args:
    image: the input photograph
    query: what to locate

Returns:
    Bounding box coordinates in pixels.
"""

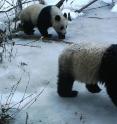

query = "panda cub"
[57,42,117,106]
[19,4,68,39]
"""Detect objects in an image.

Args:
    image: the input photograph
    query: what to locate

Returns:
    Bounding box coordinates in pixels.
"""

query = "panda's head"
[51,6,68,39]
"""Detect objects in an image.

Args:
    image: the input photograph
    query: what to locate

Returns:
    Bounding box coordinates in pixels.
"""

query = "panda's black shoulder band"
[37,6,52,29]
[99,44,117,83]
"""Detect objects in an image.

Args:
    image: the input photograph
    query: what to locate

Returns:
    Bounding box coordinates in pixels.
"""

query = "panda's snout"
[58,32,65,39]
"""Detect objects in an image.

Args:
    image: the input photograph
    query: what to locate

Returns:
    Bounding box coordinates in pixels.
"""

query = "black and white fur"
[57,42,117,106]
[19,4,68,39]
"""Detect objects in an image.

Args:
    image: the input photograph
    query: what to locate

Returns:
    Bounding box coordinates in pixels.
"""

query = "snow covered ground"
[0,0,117,124]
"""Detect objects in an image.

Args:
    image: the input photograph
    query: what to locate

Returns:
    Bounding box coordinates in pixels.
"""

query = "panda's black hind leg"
[86,84,101,93]
[22,21,34,35]
[106,82,117,106]
[57,69,78,97]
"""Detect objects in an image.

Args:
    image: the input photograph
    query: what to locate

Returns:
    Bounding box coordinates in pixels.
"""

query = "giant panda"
[19,4,68,39]
[57,42,117,106]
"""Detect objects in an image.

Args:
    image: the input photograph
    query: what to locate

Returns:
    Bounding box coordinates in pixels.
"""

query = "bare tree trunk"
[17,0,22,10]
[15,0,22,20]
[14,0,22,30]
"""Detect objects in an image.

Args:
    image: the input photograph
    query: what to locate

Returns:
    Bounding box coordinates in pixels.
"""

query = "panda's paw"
[43,34,52,39]
[86,84,101,93]
[69,91,78,97]
[47,34,52,38]
[58,90,78,97]
[58,34,65,39]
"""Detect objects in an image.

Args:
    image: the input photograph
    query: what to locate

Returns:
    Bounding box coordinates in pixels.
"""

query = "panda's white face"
[51,6,68,39]
[53,15,68,39]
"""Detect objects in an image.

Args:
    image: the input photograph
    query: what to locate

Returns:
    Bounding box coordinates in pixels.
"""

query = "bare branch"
[56,0,66,8]
[75,0,98,13]
[25,112,29,124]
[0,0,5,10]
[0,0,38,13]
[4,0,14,7]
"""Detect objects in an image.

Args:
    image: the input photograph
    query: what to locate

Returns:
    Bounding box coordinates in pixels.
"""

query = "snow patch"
[111,3,117,12]
[101,0,113,4]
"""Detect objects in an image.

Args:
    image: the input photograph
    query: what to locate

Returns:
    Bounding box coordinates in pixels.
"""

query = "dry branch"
[0,0,38,13]
[11,33,41,40]
[89,4,111,10]
[0,0,5,9]
[75,0,98,13]
[25,112,29,124]
[56,0,66,8]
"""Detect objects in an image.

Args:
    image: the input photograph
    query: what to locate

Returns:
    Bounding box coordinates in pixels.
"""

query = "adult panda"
[19,4,68,39]
[57,42,117,106]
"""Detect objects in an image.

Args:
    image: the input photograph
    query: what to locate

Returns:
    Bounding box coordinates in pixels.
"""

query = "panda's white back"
[20,4,46,25]
[60,42,110,84]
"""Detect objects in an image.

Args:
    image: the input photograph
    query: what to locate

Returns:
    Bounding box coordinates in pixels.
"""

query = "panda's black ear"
[55,15,61,21]
[63,13,67,19]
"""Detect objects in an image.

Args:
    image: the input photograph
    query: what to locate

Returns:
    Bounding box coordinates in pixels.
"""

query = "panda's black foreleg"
[86,84,101,93]
[22,21,34,35]
[38,27,52,38]
[57,70,78,97]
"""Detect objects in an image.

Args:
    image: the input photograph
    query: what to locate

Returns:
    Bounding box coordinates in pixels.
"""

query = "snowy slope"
[1,8,117,124]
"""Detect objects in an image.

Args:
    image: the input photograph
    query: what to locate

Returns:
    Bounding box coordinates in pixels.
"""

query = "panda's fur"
[19,4,68,39]
[57,42,117,106]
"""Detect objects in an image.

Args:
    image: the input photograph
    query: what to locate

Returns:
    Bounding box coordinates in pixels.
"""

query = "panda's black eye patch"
[60,26,64,30]
[55,15,61,21]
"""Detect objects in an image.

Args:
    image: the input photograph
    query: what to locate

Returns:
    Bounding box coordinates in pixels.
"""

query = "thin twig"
[87,16,103,19]
[25,112,29,124]
[0,0,5,10]
[17,73,30,110]
[85,16,117,20]
[4,0,14,7]
[5,78,21,108]
[12,81,50,117]
[7,78,21,106]
[9,93,34,109]
[24,81,50,109]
